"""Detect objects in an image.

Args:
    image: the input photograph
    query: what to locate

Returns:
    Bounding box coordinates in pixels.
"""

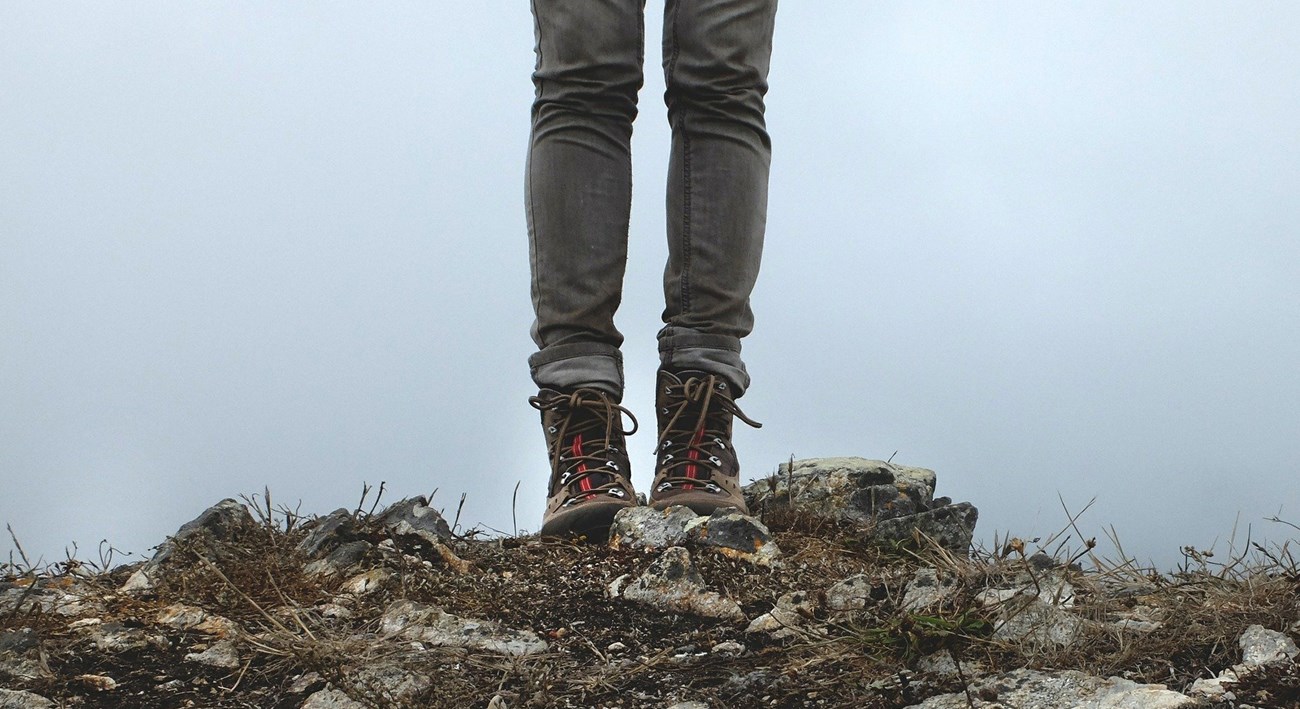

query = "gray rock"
[744,457,938,523]
[992,598,1084,648]
[826,574,873,611]
[304,541,372,577]
[691,510,781,566]
[711,640,746,656]
[902,567,957,612]
[618,547,745,621]
[121,499,257,593]
[0,688,56,709]
[611,506,781,566]
[297,508,357,558]
[665,703,710,709]
[0,628,37,655]
[907,668,1196,708]
[86,622,169,653]
[155,603,239,637]
[184,639,241,669]
[871,502,978,552]
[610,505,698,548]
[301,687,366,709]
[379,600,547,656]
[1239,623,1299,666]
[375,497,452,543]
[345,665,433,704]
[746,590,819,638]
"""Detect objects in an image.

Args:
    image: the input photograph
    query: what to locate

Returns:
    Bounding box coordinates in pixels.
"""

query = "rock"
[379,600,547,656]
[901,567,957,612]
[871,503,978,553]
[1239,623,1298,666]
[305,541,372,577]
[610,505,699,548]
[711,640,746,656]
[74,673,117,691]
[297,509,357,558]
[665,703,710,709]
[745,457,939,523]
[121,499,257,593]
[301,687,366,709]
[907,668,1196,708]
[611,506,782,566]
[287,672,325,694]
[0,628,38,655]
[345,665,432,704]
[607,641,628,654]
[992,597,1084,648]
[155,604,239,638]
[826,574,873,611]
[375,496,453,544]
[339,568,393,596]
[184,639,241,669]
[0,688,56,709]
[618,547,745,621]
[86,622,169,653]
[746,591,819,638]
[691,510,781,566]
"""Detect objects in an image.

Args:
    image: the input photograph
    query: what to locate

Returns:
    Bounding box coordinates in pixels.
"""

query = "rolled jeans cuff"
[528,342,624,400]
[657,327,750,396]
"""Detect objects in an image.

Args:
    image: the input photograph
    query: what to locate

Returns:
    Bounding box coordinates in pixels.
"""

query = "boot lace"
[655,375,761,493]
[530,389,638,506]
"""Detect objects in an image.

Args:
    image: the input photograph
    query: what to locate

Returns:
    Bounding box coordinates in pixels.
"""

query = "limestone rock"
[745,457,938,523]
[304,540,372,577]
[746,590,819,638]
[610,506,781,566]
[184,639,241,669]
[375,496,453,544]
[297,508,358,558]
[0,688,56,709]
[826,574,873,611]
[85,622,169,653]
[907,668,1196,708]
[379,600,547,656]
[121,499,257,593]
[339,568,393,596]
[301,687,366,709]
[155,603,238,638]
[617,547,744,621]
[871,502,978,553]
[1239,623,1298,666]
[901,567,957,612]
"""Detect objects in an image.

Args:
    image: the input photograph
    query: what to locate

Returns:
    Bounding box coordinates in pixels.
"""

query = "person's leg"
[528,0,646,538]
[527,0,646,401]
[651,0,776,515]
[658,0,777,397]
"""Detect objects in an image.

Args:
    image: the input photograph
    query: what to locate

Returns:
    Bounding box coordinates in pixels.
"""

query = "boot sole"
[540,499,634,542]
[649,491,749,517]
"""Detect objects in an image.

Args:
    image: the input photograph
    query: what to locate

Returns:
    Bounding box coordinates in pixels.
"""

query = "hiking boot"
[530,387,639,540]
[649,370,762,516]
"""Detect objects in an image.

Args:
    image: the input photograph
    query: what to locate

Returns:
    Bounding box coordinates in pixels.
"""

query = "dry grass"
[2,492,1298,708]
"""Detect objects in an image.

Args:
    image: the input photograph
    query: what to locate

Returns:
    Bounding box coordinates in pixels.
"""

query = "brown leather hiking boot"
[530,387,639,540]
[649,370,762,515]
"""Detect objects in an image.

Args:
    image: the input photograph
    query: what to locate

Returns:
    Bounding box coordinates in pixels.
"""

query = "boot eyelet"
[708,456,722,466]
[547,426,557,434]
[713,437,725,447]
[656,481,672,493]
[608,488,626,499]
[607,461,619,470]
[705,483,722,493]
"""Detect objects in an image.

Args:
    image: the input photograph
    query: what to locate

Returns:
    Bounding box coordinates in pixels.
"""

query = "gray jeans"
[526,0,777,400]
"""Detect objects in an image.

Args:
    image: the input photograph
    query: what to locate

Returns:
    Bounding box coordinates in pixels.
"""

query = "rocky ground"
[3,457,1298,708]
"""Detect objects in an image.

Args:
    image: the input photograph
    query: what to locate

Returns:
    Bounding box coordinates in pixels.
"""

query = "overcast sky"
[3,3,1298,573]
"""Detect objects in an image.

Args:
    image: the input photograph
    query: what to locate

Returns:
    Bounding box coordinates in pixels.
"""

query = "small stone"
[1239,624,1299,666]
[665,702,710,709]
[340,568,392,596]
[297,509,357,558]
[610,505,697,549]
[0,628,38,655]
[305,541,372,577]
[746,591,819,638]
[607,641,628,653]
[375,496,453,543]
[120,499,257,594]
[743,457,938,523]
[991,598,1084,648]
[618,547,744,621]
[0,688,56,708]
[287,671,324,694]
[155,604,238,638]
[75,673,118,691]
[826,574,872,611]
[185,639,241,669]
[711,640,745,656]
[380,600,547,656]
[87,622,169,653]
[901,567,957,612]
[301,687,367,709]
[907,668,1196,708]
[871,502,978,553]
[690,510,782,566]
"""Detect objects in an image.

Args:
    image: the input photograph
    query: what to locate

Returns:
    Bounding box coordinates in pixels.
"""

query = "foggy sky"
[3,3,1298,572]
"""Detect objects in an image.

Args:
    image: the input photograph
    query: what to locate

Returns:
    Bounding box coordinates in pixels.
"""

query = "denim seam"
[668,0,692,316]
[528,0,545,345]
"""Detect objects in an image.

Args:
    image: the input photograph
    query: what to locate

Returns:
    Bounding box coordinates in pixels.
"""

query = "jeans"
[526,0,777,400]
